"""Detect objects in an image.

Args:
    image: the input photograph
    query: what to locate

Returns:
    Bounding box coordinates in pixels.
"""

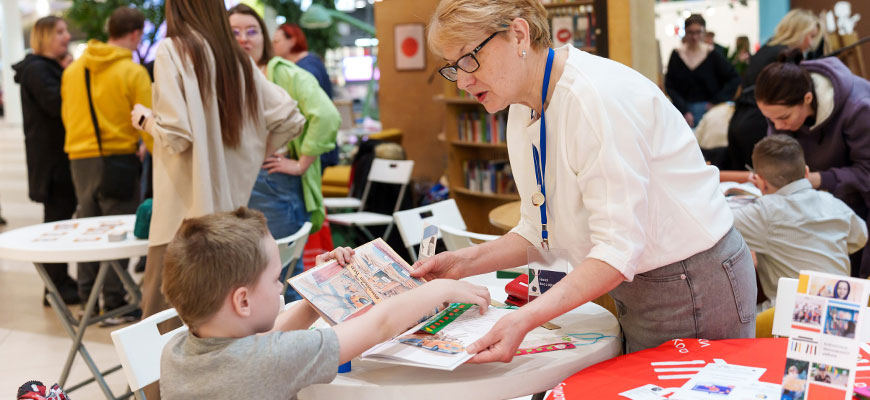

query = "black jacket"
[12,54,72,203]
[665,48,740,114]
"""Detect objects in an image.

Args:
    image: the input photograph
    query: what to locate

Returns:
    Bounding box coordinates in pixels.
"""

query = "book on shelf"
[457,111,507,144]
[289,237,513,370]
[462,160,516,195]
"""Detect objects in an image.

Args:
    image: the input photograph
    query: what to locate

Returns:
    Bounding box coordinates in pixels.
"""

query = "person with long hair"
[12,16,79,306]
[228,4,339,301]
[664,14,740,128]
[132,0,305,331]
[754,49,870,278]
[726,9,821,170]
[729,35,751,77]
[272,23,341,169]
[415,0,755,359]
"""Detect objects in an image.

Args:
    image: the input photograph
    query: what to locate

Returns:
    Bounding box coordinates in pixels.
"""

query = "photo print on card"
[793,295,825,327]
[782,358,809,400]
[809,277,862,303]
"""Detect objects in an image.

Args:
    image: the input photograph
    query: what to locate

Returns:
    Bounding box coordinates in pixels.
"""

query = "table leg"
[531,392,547,400]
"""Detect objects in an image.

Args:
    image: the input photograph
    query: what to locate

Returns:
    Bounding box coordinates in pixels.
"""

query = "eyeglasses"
[232,27,260,39]
[439,31,502,82]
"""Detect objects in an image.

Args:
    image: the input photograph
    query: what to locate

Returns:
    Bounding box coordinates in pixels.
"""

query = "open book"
[289,238,424,325]
[362,304,513,370]
[290,236,513,370]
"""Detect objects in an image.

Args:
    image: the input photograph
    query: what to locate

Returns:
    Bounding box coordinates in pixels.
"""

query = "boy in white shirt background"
[158,207,490,399]
[733,134,867,310]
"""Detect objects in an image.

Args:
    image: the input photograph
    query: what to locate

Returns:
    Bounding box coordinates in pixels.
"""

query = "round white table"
[0,215,147,399]
[298,274,622,400]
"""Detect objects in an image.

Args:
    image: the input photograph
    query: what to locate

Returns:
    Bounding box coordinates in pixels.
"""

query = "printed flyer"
[782,270,869,400]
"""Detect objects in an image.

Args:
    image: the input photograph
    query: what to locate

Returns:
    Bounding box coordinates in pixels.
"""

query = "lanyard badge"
[532,48,555,250]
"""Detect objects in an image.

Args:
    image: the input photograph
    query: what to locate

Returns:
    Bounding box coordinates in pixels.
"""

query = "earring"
[522,50,527,59]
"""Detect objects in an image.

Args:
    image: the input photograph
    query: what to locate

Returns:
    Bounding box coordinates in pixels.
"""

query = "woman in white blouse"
[413,0,756,359]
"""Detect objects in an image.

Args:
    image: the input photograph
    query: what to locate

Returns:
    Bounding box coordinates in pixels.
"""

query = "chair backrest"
[111,308,189,394]
[438,223,500,252]
[276,222,313,292]
[772,277,799,337]
[359,158,415,214]
[393,199,466,262]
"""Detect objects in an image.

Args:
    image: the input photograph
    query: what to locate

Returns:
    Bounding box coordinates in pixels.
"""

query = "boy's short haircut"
[163,207,270,330]
[107,7,145,39]
[751,134,807,189]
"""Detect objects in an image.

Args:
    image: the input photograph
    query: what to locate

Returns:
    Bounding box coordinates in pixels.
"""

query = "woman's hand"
[131,104,152,131]
[466,312,530,363]
[262,154,304,175]
[316,247,355,266]
[410,251,464,281]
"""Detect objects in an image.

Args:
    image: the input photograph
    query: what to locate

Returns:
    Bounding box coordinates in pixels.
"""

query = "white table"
[299,273,622,400]
[0,215,147,399]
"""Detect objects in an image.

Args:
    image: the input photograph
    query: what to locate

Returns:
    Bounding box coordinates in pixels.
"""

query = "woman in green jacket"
[229,4,340,301]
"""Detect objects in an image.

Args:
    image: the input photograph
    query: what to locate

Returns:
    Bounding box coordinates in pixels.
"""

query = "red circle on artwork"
[401,37,419,57]
[557,28,572,43]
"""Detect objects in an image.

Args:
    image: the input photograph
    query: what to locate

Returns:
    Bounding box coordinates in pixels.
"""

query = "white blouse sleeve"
[567,92,651,280]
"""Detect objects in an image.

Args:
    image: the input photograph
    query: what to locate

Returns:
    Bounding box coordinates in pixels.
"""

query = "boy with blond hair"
[734,135,867,308]
[159,207,490,399]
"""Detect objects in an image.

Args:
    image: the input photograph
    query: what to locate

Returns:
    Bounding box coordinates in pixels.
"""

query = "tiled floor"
[0,120,134,399]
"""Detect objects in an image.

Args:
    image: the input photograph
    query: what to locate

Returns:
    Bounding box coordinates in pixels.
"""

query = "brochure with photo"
[289,238,425,325]
[782,270,869,400]
[362,305,513,370]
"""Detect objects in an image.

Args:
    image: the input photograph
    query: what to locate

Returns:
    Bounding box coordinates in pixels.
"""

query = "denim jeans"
[609,226,756,352]
[687,101,709,127]
[248,169,310,302]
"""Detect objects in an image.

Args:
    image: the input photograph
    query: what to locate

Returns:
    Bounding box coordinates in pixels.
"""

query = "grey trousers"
[70,157,140,310]
[609,226,756,353]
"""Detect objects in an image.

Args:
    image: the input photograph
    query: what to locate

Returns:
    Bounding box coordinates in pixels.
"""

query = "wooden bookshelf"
[433,94,480,105]
[452,186,519,201]
[450,140,508,150]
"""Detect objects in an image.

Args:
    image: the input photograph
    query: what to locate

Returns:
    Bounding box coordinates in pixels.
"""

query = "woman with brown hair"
[228,4,339,302]
[131,0,305,326]
[12,16,79,306]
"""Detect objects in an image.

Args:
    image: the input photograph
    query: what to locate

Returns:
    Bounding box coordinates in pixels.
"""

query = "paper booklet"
[289,238,425,325]
[362,304,513,370]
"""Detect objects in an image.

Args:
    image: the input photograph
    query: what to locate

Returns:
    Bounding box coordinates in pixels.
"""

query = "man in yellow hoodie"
[61,6,153,323]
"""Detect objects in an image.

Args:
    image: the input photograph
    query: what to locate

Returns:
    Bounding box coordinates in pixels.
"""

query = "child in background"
[733,135,867,309]
[158,207,490,399]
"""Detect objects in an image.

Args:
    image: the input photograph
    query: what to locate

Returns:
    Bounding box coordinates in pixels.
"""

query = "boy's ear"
[231,286,253,318]
[804,166,810,179]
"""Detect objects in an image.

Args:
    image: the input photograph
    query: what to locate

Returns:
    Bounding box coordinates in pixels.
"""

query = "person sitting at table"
[417,0,756,357]
[158,207,491,399]
[755,49,870,278]
[733,135,866,309]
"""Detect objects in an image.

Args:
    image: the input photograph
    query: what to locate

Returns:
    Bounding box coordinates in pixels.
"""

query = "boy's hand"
[428,279,490,314]
[316,247,355,266]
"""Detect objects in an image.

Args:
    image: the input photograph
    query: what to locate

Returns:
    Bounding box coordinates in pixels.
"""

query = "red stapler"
[505,274,529,307]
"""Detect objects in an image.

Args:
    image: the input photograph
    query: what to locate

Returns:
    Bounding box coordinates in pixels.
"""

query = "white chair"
[772,277,799,337]
[323,158,413,212]
[276,222,313,294]
[111,308,188,400]
[327,159,414,241]
[393,199,466,263]
[439,223,500,252]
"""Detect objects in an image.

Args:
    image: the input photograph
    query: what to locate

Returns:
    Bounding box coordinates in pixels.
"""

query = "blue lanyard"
[533,48,554,249]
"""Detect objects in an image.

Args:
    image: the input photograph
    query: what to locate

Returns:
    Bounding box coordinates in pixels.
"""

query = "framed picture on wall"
[394,23,426,71]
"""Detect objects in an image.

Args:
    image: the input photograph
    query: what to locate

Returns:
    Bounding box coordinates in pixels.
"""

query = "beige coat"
[144,38,304,246]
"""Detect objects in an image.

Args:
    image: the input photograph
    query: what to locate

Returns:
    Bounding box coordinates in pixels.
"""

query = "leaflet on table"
[362,305,513,370]
[781,270,869,400]
[289,238,425,325]
[418,223,438,260]
[527,247,571,301]
[674,363,767,399]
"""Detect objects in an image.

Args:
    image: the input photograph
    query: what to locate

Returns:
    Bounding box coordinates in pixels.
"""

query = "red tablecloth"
[547,338,870,399]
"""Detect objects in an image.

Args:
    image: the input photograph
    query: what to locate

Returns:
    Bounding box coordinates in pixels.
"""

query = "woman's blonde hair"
[427,0,551,57]
[769,9,820,49]
[30,16,63,56]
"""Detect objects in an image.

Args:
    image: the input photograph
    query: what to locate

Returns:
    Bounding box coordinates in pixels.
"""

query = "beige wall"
[608,0,658,83]
[374,0,446,184]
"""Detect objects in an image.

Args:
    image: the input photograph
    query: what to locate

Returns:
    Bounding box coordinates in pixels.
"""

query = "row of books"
[457,111,507,144]
[462,160,517,195]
